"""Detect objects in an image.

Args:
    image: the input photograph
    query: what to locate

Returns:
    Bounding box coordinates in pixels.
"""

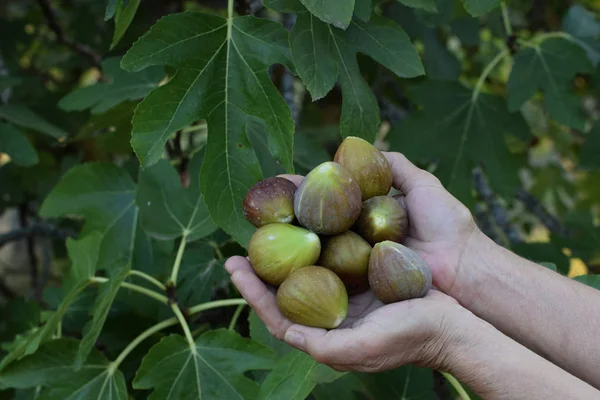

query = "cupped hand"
[225,255,468,373]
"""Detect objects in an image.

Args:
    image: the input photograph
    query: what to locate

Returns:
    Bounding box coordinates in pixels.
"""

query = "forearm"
[444,314,600,400]
[455,230,600,388]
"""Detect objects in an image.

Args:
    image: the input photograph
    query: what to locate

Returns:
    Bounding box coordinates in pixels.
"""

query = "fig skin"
[248,223,321,286]
[319,231,372,295]
[294,161,362,236]
[276,266,348,329]
[368,241,432,304]
[355,195,408,245]
[334,136,393,200]
[243,177,297,228]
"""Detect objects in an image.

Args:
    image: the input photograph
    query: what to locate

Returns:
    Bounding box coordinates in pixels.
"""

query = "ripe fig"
[368,241,432,304]
[276,266,348,329]
[355,196,408,245]
[248,223,321,286]
[334,136,393,200]
[319,231,372,295]
[294,162,362,235]
[243,177,297,228]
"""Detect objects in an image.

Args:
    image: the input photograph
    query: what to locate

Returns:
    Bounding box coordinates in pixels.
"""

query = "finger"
[382,152,442,194]
[277,174,304,187]
[284,324,370,366]
[224,256,293,339]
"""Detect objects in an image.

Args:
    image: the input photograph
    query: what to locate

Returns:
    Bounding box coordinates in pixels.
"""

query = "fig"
[294,162,362,235]
[368,241,432,304]
[276,266,348,329]
[243,177,297,228]
[248,223,321,286]
[355,195,408,245]
[319,231,372,295]
[334,136,393,200]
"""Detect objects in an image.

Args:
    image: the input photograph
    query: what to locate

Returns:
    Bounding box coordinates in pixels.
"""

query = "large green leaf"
[312,374,365,399]
[290,12,423,141]
[0,123,38,166]
[0,281,89,371]
[75,262,130,369]
[110,0,141,49]
[257,351,345,400]
[59,57,163,115]
[64,232,103,292]
[0,105,67,139]
[398,0,437,12]
[391,81,530,204]
[40,163,139,273]
[581,122,600,169]
[462,0,499,17]
[562,5,600,65]
[0,339,127,400]
[507,37,593,130]
[176,244,228,307]
[354,0,372,22]
[356,366,436,399]
[137,151,216,242]
[121,11,296,247]
[300,0,354,29]
[132,331,276,399]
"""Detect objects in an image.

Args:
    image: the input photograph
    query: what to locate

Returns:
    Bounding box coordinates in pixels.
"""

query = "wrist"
[451,228,503,308]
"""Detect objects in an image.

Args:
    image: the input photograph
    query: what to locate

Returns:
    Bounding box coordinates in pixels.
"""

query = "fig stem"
[500,2,512,37]
[90,276,169,305]
[228,303,247,331]
[169,234,189,286]
[107,298,247,373]
[171,303,196,350]
[441,372,472,400]
[129,269,167,291]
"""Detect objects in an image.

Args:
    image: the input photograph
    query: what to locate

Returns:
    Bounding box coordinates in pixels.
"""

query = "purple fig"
[276,266,348,329]
[355,196,408,245]
[319,231,372,295]
[334,136,393,200]
[248,223,321,286]
[294,162,362,235]
[243,177,297,228]
[368,241,432,304]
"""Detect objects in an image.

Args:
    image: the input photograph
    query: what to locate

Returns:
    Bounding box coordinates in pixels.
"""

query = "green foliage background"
[0,0,600,399]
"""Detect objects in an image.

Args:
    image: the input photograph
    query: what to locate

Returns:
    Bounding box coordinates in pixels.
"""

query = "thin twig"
[36,0,102,65]
[0,222,76,249]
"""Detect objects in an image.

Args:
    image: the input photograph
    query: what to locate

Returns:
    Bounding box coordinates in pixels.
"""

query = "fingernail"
[284,330,305,351]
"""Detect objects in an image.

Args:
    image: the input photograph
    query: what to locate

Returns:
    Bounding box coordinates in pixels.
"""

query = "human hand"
[380,152,479,299]
[225,254,470,373]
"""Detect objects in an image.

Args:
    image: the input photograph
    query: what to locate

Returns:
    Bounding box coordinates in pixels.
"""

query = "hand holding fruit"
[225,137,482,372]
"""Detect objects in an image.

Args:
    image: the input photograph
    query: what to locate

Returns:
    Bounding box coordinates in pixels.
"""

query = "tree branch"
[0,222,76,249]
[472,168,522,244]
[515,189,570,237]
[36,0,102,65]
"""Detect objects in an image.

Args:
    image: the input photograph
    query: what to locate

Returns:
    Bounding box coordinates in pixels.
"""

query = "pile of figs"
[243,137,432,329]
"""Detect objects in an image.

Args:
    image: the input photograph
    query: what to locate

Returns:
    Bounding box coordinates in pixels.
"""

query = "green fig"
[294,162,362,235]
[243,177,297,228]
[334,136,393,200]
[355,196,408,245]
[319,231,372,295]
[248,223,321,286]
[276,266,348,329]
[368,241,432,304]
